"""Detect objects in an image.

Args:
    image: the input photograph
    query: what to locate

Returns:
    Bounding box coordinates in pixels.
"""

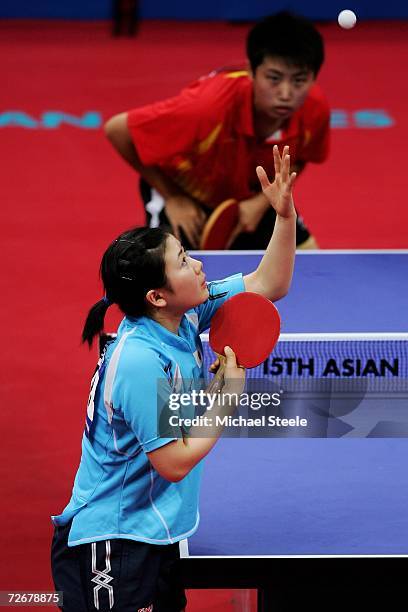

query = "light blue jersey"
[52,273,245,547]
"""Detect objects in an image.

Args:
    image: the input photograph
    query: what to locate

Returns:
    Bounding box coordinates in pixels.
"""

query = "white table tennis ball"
[338,9,357,29]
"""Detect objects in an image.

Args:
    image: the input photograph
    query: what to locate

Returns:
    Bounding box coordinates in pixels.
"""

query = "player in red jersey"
[105,11,329,249]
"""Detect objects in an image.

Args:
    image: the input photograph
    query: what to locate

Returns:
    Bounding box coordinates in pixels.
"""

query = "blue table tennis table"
[179,252,408,609]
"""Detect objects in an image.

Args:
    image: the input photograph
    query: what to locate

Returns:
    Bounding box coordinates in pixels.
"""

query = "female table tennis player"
[51,145,296,611]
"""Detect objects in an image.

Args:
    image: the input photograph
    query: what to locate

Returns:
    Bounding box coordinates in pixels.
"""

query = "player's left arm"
[244,145,296,301]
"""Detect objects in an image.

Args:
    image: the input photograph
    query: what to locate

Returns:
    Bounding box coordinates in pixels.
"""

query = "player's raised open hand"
[256,145,296,219]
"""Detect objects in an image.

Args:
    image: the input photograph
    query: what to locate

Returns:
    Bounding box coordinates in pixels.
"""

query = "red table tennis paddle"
[209,292,281,384]
[200,199,239,250]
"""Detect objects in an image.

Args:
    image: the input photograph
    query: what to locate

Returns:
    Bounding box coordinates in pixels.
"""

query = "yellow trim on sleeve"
[224,70,249,79]
[177,159,193,171]
[196,123,223,154]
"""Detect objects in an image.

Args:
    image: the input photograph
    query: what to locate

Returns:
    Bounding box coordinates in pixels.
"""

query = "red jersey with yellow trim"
[127,70,330,209]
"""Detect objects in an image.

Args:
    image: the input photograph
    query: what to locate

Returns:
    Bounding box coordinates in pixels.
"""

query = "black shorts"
[140,178,311,249]
[51,521,187,612]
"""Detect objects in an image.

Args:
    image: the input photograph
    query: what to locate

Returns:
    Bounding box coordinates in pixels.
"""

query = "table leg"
[257,588,285,611]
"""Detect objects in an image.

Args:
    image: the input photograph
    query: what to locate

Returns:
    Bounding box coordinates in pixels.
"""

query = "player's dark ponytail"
[82,227,170,348]
[81,297,112,348]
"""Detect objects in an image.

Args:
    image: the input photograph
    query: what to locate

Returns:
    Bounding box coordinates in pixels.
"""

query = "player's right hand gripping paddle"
[209,292,281,384]
[200,199,239,250]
